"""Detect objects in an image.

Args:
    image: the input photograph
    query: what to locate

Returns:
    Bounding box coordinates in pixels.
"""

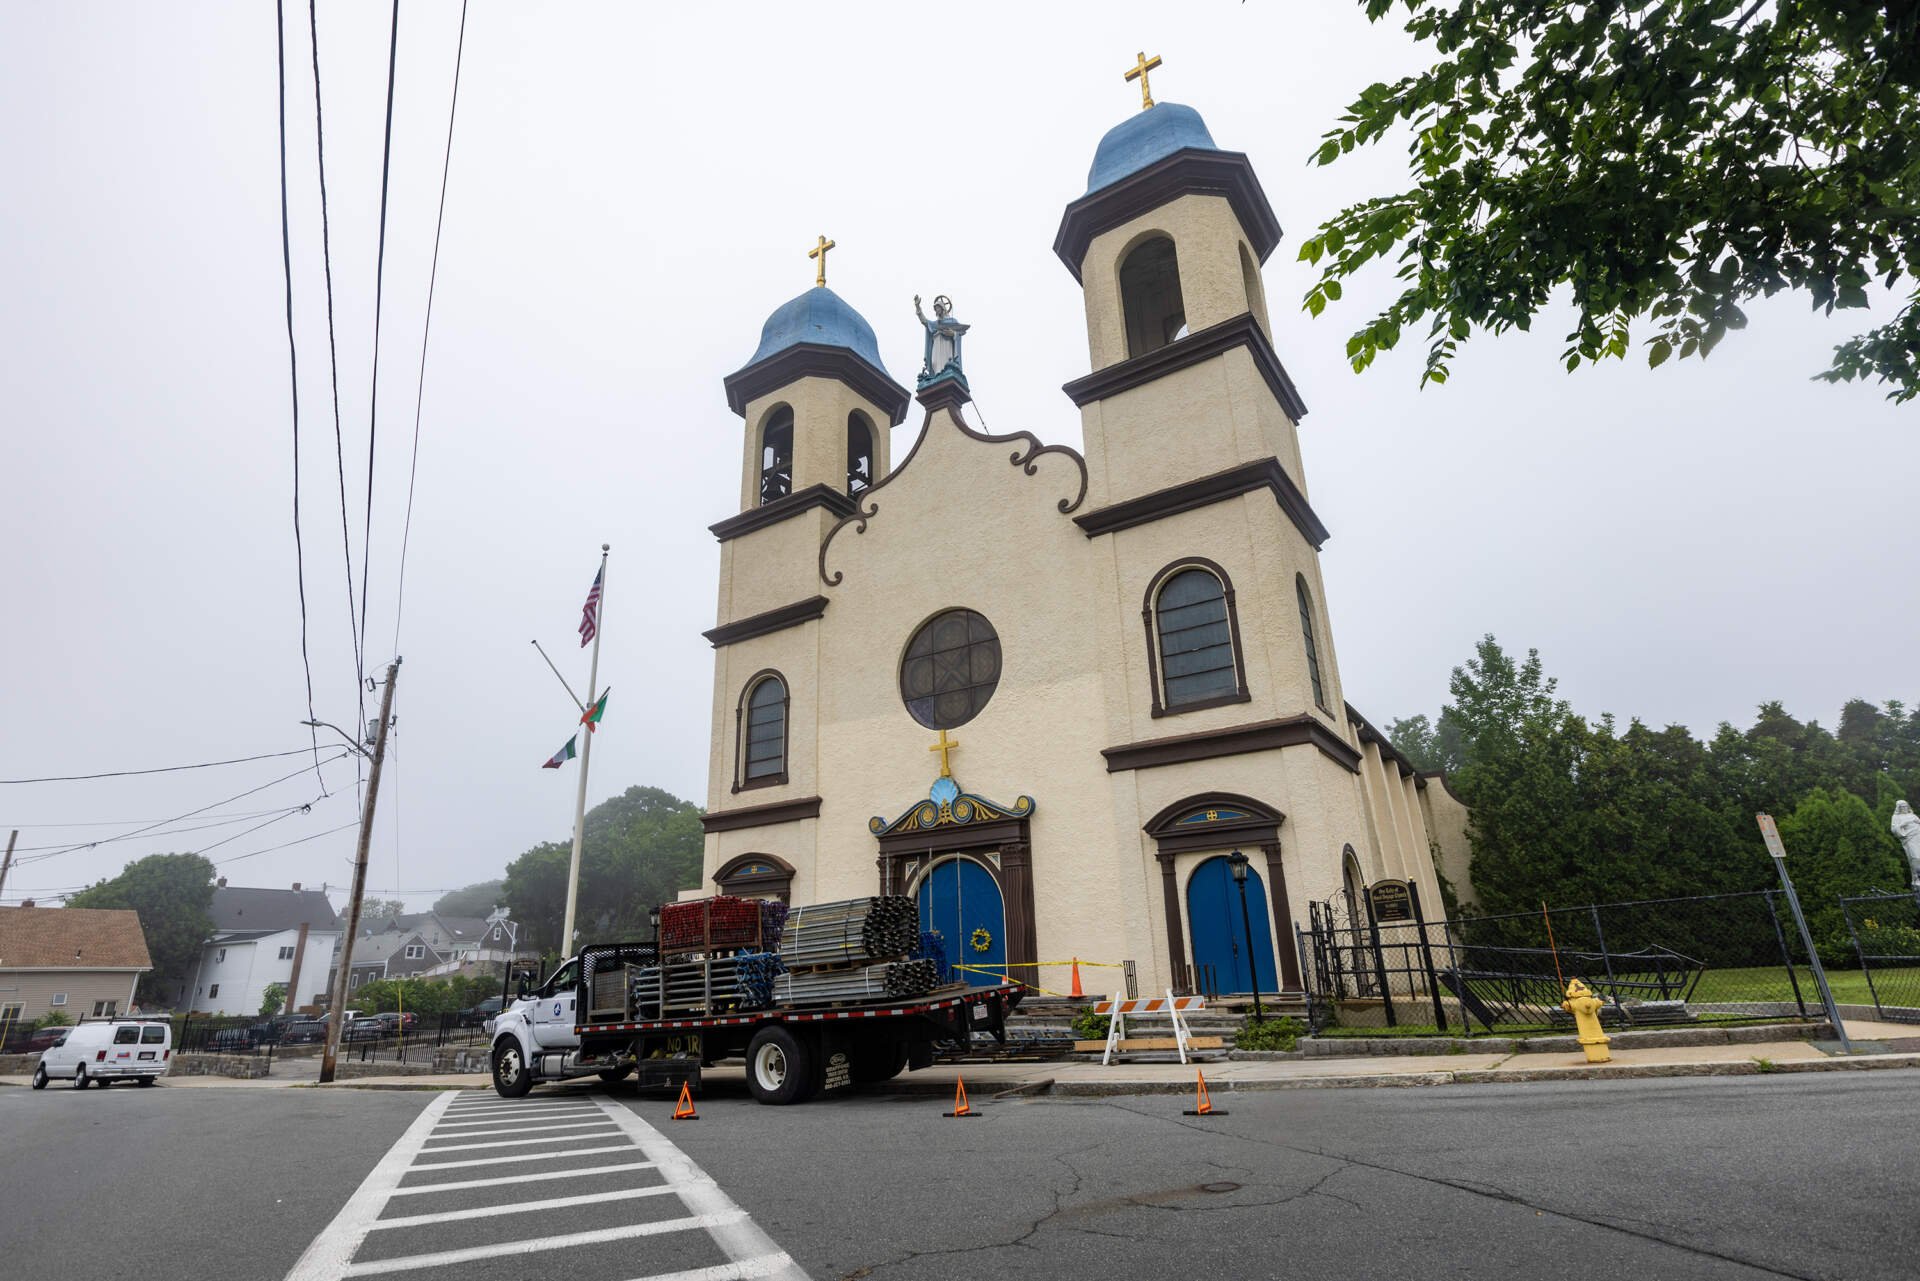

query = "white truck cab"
[490,958,624,1097]
[35,1018,172,1089]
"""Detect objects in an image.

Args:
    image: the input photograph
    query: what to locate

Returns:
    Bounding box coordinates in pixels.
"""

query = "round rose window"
[900,609,1001,730]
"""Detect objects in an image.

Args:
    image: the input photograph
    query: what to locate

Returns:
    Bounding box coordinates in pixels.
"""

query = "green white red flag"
[542,735,578,769]
[580,689,610,731]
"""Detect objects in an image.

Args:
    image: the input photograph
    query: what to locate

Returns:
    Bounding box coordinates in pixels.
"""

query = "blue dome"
[739,286,891,378]
[1085,102,1219,194]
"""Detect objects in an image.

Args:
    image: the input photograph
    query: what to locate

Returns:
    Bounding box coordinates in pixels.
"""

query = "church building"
[697,60,1470,1000]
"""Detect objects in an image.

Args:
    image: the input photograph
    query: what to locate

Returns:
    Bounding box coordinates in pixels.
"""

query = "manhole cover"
[1199,1181,1241,1194]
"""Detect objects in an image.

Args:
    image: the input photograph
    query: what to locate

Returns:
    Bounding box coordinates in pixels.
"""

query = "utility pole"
[0,830,17,900]
[319,658,401,1085]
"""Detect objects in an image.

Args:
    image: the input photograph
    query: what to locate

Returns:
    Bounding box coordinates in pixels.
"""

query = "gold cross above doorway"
[928,729,960,778]
[809,234,835,287]
[1125,51,1162,111]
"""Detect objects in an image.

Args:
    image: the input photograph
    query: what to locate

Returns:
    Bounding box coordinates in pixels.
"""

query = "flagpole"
[561,545,608,953]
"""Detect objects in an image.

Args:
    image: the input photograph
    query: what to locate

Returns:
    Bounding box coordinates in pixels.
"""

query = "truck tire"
[32,1064,47,1089]
[745,1026,814,1105]
[74,1065,89,1090]
[849,1038,909,1084]
[598,1066,633,1086]
[492,1039,533,1098]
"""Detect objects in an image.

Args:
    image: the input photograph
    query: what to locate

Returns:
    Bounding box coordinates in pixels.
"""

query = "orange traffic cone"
[943,1076,980,1118]
[671,1081,699,1121]
[1182,1070,1227,1117]
[1070,958,1084,998]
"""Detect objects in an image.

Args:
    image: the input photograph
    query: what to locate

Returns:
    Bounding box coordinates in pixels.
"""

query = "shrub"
[1236,1015,1302,1053]
[33,1010,73,1030]
[1070,1008,1112,1041]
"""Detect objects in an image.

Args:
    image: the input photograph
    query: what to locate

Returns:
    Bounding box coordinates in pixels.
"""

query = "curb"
[305,1081,490,1092]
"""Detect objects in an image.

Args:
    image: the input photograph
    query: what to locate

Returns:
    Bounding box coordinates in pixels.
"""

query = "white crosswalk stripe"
[283,1091,809,1281]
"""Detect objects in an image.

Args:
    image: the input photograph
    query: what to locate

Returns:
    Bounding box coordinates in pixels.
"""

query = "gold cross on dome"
[809,235,835,288]
[928,729,960,778]
[1125,51,1162,111]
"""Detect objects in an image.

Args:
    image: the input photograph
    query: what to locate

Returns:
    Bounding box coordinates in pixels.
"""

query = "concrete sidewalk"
[9,1020,1917,1097]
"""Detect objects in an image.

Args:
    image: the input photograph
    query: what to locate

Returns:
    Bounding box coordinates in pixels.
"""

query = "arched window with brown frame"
[759,406,793,506]
[714,853,795,904]
[1297,574,1328,711]
[733,670,789,791]
[1142,558,1250,717]
[1119,235,1187,358]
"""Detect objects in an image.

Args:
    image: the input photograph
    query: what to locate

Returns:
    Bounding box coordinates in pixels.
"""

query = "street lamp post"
[649,906,661,948]
[1226,850,1265,1022]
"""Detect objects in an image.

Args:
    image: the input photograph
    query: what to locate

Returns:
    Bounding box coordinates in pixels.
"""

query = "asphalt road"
[4,1072,1917,1280]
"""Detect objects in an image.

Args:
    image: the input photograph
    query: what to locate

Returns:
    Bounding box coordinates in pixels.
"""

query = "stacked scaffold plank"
[628,955,744,1019]
[769,957,941,1006]
[658,895,763,957]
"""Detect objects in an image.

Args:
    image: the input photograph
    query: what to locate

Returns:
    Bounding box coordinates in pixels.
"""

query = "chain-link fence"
[1839,891,1920,1024]
[1299,889,1829,1036]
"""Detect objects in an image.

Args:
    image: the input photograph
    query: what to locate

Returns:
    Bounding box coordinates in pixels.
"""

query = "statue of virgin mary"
[914,294,969,389]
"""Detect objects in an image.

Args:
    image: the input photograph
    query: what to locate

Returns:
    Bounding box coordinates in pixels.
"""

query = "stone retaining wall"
[0,1053,41,1076]
[171,1053,270,1079]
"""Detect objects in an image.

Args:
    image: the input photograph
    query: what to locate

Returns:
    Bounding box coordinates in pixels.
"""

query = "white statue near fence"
[1893,800,1920,890]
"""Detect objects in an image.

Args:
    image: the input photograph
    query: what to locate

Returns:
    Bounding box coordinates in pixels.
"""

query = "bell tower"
[1057,58,1343,732]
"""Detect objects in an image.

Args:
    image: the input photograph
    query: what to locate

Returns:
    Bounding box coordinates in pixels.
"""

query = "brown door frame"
[1144,792,1302,995]
[875,816,1036,979]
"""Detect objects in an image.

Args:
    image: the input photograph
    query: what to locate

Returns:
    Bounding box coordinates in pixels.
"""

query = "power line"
[357,0,402,766]
[391,0,469,655]
[14,752,352,867]
[5,806,319,852]
[214,818,362,866]
[275,0,326,793]
[0,807,293,828]
[0,746,322,784]
[306,0,363,705]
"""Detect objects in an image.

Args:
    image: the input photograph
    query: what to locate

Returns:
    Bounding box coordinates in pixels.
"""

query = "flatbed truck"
[489,942,1023,1104]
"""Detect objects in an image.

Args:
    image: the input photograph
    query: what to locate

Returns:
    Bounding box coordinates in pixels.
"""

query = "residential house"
[189,882,341,1015]
[0,906,153,1027]
[355,907,518,984]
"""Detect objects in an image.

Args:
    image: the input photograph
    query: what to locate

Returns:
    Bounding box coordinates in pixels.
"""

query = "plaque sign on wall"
[1367,879,1415,923]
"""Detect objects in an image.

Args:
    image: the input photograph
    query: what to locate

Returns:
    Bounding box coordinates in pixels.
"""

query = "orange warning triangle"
[671,1081,698,1121]
[944,1076,977,1117]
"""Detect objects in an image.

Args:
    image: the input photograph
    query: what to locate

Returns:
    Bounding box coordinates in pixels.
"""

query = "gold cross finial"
[809,235,835,288]
[928,729,960,778]
[1125,51,1162,111]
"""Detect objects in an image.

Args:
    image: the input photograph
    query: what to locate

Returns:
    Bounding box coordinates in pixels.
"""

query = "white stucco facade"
[695,99,1469,998]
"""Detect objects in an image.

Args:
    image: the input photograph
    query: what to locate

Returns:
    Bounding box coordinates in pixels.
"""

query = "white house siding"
[192,928,342,1014]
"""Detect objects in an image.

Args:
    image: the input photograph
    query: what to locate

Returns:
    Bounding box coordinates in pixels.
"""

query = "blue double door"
[1187,855,1278,994]
[916,856,1005,987]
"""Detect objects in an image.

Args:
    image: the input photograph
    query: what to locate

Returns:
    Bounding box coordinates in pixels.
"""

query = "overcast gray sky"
[3,1,1912,912]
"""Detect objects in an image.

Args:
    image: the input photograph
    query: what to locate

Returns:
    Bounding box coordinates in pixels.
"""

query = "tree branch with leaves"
[1301,0,1920,400]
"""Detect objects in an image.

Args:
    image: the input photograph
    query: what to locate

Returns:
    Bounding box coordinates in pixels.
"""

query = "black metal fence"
[1299,889,1828,1036]
[1839,891,1920,1024]
[342,1012,490,1065]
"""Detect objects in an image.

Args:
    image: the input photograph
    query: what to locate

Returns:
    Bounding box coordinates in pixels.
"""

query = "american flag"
[578,566,603,647]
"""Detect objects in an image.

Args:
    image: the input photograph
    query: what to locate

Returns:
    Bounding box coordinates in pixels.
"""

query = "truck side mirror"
[515,972,534,999]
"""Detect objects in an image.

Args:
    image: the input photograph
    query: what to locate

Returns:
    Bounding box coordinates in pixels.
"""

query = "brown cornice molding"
[702,596,829,648]
[1103,714,1361,775]
[915,377,971,414]
[1346,701,1418,777]
[1054,149,1283,283]
[722,342,910,425]
[1075,455,1331,550]
[699,795,823,834]
[709,484,857,543]
[1061,312,1308,424]
[818,404,1089,586]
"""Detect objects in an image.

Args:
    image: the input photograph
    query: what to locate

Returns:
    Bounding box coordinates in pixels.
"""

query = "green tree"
[66,852,216,1005]
[33,1009,73,1031]
[1775,786,1909,961]
[360,898,407,923]
[502,785,703,953]
[259,982,287,1018]
[433,880,505,919]
[1301,0,1920,400]
[1384,712,1466,773]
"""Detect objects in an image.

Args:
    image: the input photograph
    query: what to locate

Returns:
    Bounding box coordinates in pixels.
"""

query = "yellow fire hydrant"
[1563,977,1611,1063]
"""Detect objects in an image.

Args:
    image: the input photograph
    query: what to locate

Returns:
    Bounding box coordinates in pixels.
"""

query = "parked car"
[208,1026,258,1052]
[34,1018,172,1089]
[344,1017,386,1043]
[281,1019,328,1045]
[375,1011,419,1032]
[460,997,504,1028]
[26,1025,72,1054]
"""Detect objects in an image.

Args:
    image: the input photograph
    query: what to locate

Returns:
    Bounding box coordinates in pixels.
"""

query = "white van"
[34,1018,172,1089]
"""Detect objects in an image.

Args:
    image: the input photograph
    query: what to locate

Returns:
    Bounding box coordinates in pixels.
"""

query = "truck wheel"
[745,1026,814,1105]
[74,1065,88,1090]
[849,1039,909,1084]
[492,1040,533,1098]
[32,1065,47,1090]
[138,1076,156,1087]
[598,1066,633,1087]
